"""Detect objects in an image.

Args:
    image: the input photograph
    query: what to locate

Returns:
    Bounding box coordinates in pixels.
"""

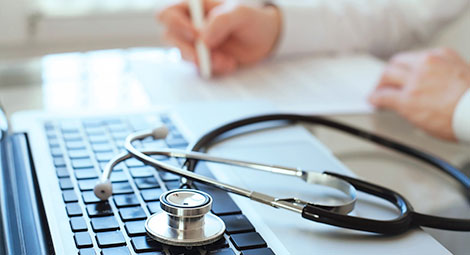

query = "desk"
[1,48,469,254]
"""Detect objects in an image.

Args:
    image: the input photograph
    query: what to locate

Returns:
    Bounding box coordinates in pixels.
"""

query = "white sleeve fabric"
[453,89,470,143]
[273,0,469,58]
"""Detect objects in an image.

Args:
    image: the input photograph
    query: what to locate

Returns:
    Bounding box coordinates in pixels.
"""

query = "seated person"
[158,0,470,143]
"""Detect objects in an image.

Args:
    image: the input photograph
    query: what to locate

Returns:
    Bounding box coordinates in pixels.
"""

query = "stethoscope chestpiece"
[145,189,226,247]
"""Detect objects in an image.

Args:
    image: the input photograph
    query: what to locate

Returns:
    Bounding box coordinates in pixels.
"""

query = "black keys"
[68,149,89,159]
[204,238,229,251]
[62,190,78,202]
[56,167,69,178]
[230,232,267,250]
[72,158,94,169]
[92,143,113,153]
[96,231,126,248]
[79,179,99,191]
[101,247,130,255]
[63,132,82,141]
[82,191,101,204]
[164,180,180,190]
[124,220,146,236]
[112,181,134,194]
[50,147,63,157]
[75,168,99,179]
[96,152,115,162]
[220,215,255,234]
[168,246,200,255]
[59,177,74,190]
[125,158,145,167]
[209,249,236,255]
[147,202,161,214]
[66,203,83,216]
[140,188,164,202]
[131,236,163,252]
[110,171,128,183]
[70,217,88,232]
[241,248,275,255]
[134,177,160,189]
[91,216,119,232]
[159,172,179,182]
[66,141,86,150]
[74,232,93,248]
[197,184,241,216]
[119,206,147,221]
[87,202,113,217]
[79,248,96,255]
[53,156,66,167]
[114,194,140,208]
[129,166,155,178]
[88,135,109,144]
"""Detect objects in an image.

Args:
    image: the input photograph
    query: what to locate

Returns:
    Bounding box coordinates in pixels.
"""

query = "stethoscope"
[94,113,470,247]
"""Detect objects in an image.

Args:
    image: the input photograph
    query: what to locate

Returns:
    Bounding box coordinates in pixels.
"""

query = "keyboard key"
[101,247,130,255]
[164,180,180,190]
[56,167,69,178]
[241,248,275,255]
[68,149,89,159]
[86,127,106,136]
[63,132,82,141]
[166,137,188,148]
[54,157,66,167]
[82,191,101,204]
[49,138,60,148]
[75,169,98,179]
[70,217,88,232]
[125,158,145,167]
[134,177,160,189]
[114,194,140,208]
[110,171,128,183]
[197,184,241,216]
[87,202,113,217]
[209,249,236,255]
[79,179,99,191]
[74,232,93,248]
[92,143,113,153]
[147,202,162,214]
[230,233,267,250]
[204,238,229,251]
[62,190,78,202]
[168,246,200,255]
[129,166,155,178]
[59,177,74,190]
[112,182,134,194]
[79,248,96,255]
[159,172,180,182]
[96,152,115,162]
[220,215,255,234]
[124,220,146,236]
[91,216,119,232]
[88,135,109,144]
[72,158,94,169]
[140,188,164,202]
[131,236,163,252]
[66,203,83,216]
[50,147,63,157]
[96,231,126,248]
[119,206,147,221]
[66,141,86,150]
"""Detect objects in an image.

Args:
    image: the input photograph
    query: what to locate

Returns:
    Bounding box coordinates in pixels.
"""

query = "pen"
[188,0,212,79]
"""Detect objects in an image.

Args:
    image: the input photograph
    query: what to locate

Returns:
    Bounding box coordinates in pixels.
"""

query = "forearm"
[453,89,470,143]
[273,0,469,58]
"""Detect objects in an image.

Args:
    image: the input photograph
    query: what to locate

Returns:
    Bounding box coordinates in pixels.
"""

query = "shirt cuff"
[452,89,470,143]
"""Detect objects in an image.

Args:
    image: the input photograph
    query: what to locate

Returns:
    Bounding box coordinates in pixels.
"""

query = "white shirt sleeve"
[453,89,470,143]
[273,0,469,58]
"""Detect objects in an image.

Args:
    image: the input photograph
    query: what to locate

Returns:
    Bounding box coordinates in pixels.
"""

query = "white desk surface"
[1,48,469,254]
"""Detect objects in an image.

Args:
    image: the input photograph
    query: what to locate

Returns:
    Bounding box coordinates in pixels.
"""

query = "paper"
[129,48,385,114]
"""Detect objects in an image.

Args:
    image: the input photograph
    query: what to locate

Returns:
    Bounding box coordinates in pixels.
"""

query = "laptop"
[0,101,452,255]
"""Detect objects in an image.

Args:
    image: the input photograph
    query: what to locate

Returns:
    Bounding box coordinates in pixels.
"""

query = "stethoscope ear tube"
[301,172,413,235]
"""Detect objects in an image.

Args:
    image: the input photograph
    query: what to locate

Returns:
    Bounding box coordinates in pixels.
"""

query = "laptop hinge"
[1,133,52,254]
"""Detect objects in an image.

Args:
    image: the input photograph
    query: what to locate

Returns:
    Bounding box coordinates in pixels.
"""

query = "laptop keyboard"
[44,114,275,255]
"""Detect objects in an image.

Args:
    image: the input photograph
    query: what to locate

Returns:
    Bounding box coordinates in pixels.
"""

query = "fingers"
[164,31,197,63]
[201,4,246,48]
[368,87,403,110]
[211,51,238,75]
[377,64,409,89]
[159,3,197,42]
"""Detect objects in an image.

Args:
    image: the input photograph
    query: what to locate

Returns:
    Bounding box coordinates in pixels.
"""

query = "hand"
[369,48,470,140]
[158,0,281,76]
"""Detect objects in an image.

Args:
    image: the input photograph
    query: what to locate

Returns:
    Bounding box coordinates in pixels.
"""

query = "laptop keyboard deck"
[44,114,274,255]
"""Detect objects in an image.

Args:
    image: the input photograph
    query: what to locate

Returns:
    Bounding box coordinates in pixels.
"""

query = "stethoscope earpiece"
[93,180,113,200]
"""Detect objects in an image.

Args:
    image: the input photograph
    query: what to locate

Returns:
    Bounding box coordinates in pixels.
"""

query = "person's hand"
[158,0,281,76]
[369,48,470,140]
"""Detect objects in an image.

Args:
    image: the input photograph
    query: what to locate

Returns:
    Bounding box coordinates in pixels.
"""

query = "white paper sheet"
[129,48,385,114]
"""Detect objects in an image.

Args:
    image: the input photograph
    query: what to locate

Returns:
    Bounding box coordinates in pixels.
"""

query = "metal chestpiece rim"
[145,189,226,246]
